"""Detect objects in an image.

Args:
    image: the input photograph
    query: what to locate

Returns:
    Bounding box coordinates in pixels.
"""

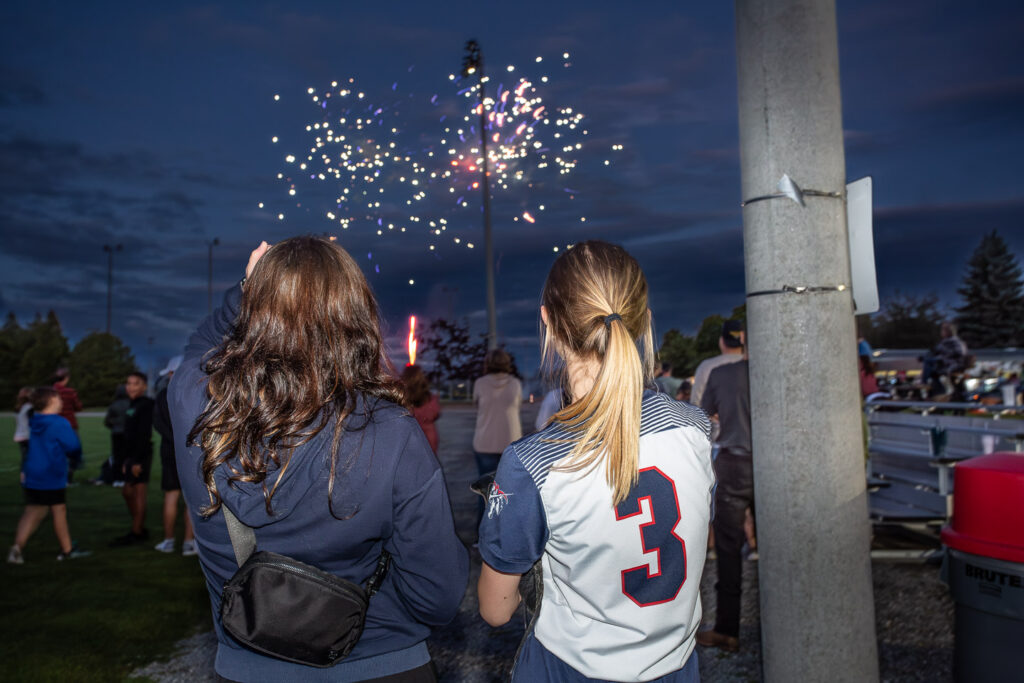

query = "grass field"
[0,416,211,682]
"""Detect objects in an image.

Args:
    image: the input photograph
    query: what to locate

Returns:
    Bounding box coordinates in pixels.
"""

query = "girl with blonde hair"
[477,241,714,682]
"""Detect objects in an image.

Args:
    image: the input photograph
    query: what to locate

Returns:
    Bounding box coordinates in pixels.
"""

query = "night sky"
[2,1,1023,377]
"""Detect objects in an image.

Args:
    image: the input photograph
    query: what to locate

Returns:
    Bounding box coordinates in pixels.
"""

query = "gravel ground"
[133,403,954,682]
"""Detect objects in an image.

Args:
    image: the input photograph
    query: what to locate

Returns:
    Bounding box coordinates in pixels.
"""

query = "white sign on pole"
[846,176,877,314]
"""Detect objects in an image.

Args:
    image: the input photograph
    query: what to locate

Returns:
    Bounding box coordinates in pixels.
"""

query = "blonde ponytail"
[541,241,656,506]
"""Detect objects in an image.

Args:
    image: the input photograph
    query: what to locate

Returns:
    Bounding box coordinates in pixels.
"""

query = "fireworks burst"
[264,51,622,273]
[443,50,595,232]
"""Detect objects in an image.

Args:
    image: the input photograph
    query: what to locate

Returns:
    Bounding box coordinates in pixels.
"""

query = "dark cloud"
[0,136,166,191]
[0,132,239,364]
[872,199,1024,306]
[1,0,1022,373]
[912,78,1024,127]
[0,67,48,107]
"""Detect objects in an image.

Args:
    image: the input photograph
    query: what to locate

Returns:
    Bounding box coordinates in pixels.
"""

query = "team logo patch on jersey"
[487,481,513,518]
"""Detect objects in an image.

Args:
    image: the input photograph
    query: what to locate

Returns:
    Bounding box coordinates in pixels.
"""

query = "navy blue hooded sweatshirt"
[168,284,469,682]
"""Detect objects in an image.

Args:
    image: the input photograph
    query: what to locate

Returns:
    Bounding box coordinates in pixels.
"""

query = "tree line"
[657,230,1023,375]
[413,230,1023,386]
[4,232,1020,399]
[858,230,1023,350]
[0,312,136,408]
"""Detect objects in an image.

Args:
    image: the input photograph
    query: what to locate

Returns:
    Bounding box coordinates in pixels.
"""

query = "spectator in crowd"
[153,356,195,556]
[921,321,969,398]
[1004,372,1022,406]
[859,355,880,398]
[110,372,154,546]
[401,364,442,454]
[857,336,873,359]
[477,241,714,681]
[7,387,89,563]
[691,320,745,409]
[472,348,522,523]
[654,362,682,397]
[698,351,753,652]
[676,379,693,404]
[99,385,130,486]
[13,387,32,466]
[170,238,467,682]
[52,368,83,483]
[693,320,747,561]
[534,387,566,431]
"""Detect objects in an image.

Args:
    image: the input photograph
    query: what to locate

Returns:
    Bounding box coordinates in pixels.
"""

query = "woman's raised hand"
[246,241,271,279]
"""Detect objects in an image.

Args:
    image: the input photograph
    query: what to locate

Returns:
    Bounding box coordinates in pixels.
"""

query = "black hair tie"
[603,313,622,328]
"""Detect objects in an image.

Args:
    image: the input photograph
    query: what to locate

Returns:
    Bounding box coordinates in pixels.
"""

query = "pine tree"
[955,231,1024,348]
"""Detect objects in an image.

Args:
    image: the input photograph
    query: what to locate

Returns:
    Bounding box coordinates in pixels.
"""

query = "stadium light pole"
[102,243,123,334]
[462,39,498,350]
[207,237,220,313]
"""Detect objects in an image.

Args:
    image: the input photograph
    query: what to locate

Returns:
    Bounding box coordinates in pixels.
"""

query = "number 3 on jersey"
[614,467,686,607]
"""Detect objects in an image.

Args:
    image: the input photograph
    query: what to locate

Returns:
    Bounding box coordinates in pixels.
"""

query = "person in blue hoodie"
[168,237,469,683]
[7,387,89,564]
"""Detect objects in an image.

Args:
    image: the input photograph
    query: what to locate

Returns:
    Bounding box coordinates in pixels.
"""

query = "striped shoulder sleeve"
[511,423,577,491]
[639,392,711,441]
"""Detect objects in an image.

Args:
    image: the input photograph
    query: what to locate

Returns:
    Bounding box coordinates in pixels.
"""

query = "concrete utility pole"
[462,40,499,350]
[734,1,879,681]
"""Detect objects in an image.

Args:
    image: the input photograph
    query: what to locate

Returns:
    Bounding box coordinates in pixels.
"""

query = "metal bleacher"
[865,400,1024,525]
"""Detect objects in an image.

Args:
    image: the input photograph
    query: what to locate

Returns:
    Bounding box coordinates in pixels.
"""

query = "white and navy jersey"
[479,391,714,683]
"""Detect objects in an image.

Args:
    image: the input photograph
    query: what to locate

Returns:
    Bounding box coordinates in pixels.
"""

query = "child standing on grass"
[13,387,32,467]
[7,387,90,564]
[110,372,154,546]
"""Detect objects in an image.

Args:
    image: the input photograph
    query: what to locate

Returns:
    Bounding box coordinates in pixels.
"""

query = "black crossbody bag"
[219,505,391,668]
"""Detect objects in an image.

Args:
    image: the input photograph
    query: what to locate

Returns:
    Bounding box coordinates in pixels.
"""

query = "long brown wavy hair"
[187,236,404,516]
[541,240,655,506]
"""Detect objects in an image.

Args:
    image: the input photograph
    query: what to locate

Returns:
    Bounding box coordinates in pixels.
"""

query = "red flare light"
[407,315,417,366]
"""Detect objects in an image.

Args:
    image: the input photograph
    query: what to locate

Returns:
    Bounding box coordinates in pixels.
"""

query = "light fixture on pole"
[207,237,220,313]
[462,39,498,350]
[102,243,123,334]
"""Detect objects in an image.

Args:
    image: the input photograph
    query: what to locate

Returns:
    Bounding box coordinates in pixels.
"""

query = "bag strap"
[221,503,392,594]
[365,549,391,597]
[221,504,256,567]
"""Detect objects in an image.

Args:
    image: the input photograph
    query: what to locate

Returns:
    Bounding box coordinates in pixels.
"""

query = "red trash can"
[941,452,1024,682]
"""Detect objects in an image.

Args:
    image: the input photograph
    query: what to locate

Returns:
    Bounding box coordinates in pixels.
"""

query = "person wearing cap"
[691,319,745,410]
[690,319,750,610]
[696,335,752,652]
[152,356,195,556]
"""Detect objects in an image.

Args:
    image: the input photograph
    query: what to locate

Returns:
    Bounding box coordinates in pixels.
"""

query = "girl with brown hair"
[168,237,468,682]
[477,241,714,682]
[400,365,441,454]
